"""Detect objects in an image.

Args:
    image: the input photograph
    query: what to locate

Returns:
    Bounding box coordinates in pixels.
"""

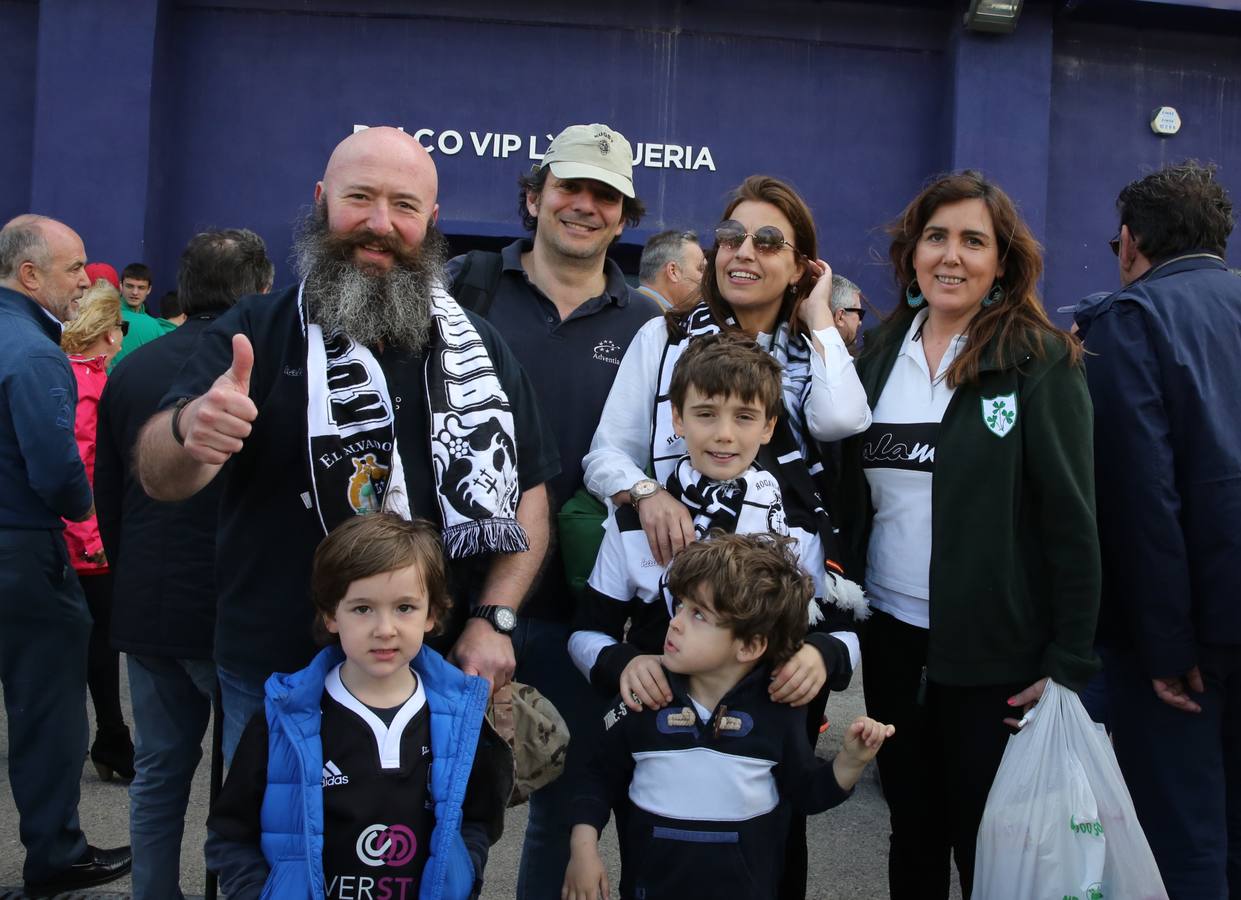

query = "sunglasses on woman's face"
[714,220,800,256]
[117,320,129,335]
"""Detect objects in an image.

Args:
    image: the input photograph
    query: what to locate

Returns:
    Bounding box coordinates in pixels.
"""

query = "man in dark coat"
[0,214,131,895]
[95,228,273,900]
[1081,161,1241,899]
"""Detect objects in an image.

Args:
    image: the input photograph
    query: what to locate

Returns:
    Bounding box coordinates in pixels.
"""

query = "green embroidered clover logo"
[986,399,1015,429]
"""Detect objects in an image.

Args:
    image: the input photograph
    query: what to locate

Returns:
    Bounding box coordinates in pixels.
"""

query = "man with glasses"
[1078,161,1241,897]
[637,229,706,310]
[828,273,866,352]
[445,123,660,899]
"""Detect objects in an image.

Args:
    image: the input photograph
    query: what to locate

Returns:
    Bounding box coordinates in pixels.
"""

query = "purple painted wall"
[1046,19,1241,320]
[7,0,1240,313]
[0,1,37,222]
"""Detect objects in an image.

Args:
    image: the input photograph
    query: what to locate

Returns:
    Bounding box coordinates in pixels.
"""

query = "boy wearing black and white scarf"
[568,334,867,699]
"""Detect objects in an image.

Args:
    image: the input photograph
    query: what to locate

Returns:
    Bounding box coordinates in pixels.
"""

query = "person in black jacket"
[563,534,892,900]
[94,228,273,900]
[1082,162,1241,898]
[836,172,1099,900]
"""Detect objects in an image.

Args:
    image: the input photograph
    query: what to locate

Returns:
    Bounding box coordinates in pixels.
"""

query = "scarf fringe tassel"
[442,518,530,560]
[825,573,870,622]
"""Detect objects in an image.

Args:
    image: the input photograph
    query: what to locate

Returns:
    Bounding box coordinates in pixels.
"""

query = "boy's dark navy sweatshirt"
[571,665,851,900]
[0,287,92,528]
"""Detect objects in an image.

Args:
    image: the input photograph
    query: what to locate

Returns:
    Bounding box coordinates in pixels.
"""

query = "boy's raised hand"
[843,715,895,765]
[620,654,672,711]
[563,826,610,900]
[832,715,895,792]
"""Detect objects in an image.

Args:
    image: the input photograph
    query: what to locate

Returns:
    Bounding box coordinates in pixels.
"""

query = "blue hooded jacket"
[257,644,489,899]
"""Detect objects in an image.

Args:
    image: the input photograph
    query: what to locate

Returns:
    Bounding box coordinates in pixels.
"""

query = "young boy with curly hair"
[563,533,893,900]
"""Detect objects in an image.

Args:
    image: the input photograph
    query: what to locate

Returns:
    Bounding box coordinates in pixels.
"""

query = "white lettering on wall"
[362,125,717,172]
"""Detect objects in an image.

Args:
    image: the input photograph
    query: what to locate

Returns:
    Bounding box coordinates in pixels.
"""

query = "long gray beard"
[292,211,449,351]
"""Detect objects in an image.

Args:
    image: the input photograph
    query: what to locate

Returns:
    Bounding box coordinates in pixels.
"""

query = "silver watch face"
[494,607,517,632]
[631,479,659,501]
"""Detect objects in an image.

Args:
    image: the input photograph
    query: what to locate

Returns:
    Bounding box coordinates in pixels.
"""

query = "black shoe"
[23,844,132,897]
[90,729,135,781]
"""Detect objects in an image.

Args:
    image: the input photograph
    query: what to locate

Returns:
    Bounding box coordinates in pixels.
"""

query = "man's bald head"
[0,214,90,321]
[312,127,440,275]
[320,126,438,199]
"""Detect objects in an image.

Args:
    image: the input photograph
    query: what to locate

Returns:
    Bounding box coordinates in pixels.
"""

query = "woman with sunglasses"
[583,174,870,898]
[836,171,1099,898]
[60,280,135,782]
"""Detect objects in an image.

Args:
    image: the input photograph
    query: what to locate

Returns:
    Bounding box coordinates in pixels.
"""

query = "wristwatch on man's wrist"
[471,605,517,635]
[629,478,660,508]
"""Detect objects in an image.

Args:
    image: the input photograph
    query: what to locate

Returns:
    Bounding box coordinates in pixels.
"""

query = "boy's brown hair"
[310,514,452,642]
[668,332,783,420]
[665,531,812,667]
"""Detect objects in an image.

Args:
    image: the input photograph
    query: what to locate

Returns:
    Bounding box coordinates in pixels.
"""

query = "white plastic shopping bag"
[972,679,1168,900]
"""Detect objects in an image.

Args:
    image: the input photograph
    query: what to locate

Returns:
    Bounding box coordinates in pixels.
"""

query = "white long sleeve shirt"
[584,317,872,501]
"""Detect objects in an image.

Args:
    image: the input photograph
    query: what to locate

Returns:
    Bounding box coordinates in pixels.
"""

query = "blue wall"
[0,1,37,222]
[8,0,1241,315]
[1046,19,1241,317]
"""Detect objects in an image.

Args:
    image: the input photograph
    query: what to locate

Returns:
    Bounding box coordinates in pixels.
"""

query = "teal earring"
[982,283,1005,307]
[905,280,925,308]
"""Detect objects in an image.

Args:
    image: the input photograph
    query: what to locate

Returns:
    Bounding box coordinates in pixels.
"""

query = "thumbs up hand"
[180,334,259,465]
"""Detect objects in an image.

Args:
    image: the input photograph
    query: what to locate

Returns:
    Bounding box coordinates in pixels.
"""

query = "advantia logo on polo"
[981,393,1017,438]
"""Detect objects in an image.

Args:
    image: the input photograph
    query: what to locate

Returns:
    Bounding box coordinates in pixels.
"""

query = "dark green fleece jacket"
[838,324,1101,691]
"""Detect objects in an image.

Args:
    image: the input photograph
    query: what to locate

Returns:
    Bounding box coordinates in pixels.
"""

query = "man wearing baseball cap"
[446,124,659,898]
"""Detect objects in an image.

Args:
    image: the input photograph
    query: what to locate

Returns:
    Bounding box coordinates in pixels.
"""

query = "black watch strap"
[471,604,517,634]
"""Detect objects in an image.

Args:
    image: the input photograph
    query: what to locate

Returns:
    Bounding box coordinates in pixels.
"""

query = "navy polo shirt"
[447,240,660,619]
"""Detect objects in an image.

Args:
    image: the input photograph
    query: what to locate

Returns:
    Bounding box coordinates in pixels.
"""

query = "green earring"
[905,280,925,308]
[982,283,1005,307]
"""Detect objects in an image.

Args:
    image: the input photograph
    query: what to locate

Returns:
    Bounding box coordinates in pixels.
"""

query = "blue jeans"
[127,655,218,900]
[217,665,267,766]
[511,617,605,900]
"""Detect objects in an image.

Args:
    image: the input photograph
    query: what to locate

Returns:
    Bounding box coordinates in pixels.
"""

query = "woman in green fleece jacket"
[837,171,1101,900]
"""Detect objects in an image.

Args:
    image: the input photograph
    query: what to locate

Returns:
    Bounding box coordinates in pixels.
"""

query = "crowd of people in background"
[0,120,1237,900]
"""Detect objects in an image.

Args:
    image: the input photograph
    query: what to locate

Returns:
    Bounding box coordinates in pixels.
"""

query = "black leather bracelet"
[170,396,194,446]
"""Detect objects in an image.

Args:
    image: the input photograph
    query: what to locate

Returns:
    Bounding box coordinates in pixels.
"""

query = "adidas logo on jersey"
[321,760,349,787]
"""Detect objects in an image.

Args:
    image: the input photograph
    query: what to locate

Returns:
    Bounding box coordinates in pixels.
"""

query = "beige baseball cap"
[540,123,636,198]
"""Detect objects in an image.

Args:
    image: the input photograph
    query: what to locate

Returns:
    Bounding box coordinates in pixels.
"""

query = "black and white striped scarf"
[301,281,528,558]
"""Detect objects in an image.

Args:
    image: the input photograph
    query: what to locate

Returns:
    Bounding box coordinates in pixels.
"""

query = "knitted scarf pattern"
[301,281,528,558]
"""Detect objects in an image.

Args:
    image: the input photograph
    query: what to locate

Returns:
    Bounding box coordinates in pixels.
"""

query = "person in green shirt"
[113,262,174,370]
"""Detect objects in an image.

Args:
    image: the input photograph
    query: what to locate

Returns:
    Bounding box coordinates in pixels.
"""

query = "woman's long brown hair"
[878,170,1081,386]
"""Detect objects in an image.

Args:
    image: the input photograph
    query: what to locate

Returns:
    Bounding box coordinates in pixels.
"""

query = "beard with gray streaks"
[292,202,449,350]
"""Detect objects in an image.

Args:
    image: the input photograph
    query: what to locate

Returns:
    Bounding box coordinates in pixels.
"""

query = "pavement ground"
[1,662,965,899]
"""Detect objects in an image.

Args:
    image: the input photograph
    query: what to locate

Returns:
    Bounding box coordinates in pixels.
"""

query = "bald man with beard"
[136,127,558,763]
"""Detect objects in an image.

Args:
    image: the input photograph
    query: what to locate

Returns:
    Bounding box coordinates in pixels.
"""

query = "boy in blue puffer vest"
[206,514,512,899]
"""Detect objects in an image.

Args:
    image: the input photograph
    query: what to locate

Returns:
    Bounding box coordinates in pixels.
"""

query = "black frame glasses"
[714,220,801,257]
[118,320,130,336]
[841,307,866,321]
[1109,231,1121,256]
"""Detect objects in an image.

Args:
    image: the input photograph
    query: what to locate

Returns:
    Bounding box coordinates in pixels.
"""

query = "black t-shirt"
[161,285,560,679]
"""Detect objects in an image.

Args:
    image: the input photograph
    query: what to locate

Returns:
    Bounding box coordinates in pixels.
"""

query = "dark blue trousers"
[1104,644,1241,900]
[0,528,92,882]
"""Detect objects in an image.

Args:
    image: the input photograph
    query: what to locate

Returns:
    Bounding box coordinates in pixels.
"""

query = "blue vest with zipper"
[257,644,488,899]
